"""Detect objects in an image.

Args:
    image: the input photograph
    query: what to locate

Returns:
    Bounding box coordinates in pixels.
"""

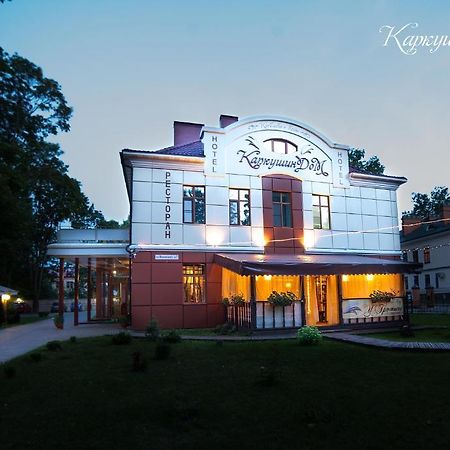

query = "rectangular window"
[435,273,440,289]
[183,186,205,224]
[183,265,205,303]
[425,274,431,288]
[229,189,251,226]
[412,250,419,263]
[402,251,408,262]
[312,195,331,230]
[424,247,430,264]
[272,192,292,227]
[414,275,420,288]
[405,277,409,290]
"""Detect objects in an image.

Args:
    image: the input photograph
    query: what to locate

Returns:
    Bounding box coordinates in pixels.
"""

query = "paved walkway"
[324,332,450,351]
[0,313,121,363]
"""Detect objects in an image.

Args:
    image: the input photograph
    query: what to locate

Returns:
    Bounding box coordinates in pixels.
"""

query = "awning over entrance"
[214,253,421,276]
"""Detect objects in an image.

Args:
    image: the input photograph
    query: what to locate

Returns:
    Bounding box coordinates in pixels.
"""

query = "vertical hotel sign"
[204,131,226,176]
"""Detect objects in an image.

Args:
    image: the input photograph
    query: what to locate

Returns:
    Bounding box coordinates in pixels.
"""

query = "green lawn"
[0,313,50,329]
[410,313,450,327]
[1,337,449,450]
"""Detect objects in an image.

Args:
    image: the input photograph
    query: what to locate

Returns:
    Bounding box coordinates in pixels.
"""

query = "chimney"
[173,121,204,146]
[219,115,239,128]
[402,216,422,236]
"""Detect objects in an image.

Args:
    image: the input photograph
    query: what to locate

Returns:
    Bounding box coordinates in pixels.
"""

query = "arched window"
[264,139,297,154]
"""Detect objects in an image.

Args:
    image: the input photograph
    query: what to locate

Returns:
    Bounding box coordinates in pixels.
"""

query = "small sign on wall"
[155,254,179,261]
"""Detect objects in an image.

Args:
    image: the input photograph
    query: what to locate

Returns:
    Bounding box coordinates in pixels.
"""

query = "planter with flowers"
[369,290,398,303]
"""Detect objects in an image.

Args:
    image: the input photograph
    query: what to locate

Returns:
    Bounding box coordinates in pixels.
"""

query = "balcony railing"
[56,228,129,243]
[226,301,304,330]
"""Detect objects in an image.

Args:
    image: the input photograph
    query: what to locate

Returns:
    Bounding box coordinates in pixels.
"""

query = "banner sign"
[342,298,403,320]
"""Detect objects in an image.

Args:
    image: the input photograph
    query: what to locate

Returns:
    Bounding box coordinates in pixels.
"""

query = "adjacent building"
[401,205,450,306]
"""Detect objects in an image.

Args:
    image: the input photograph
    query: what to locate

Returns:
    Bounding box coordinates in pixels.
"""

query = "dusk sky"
[1,0,449,221]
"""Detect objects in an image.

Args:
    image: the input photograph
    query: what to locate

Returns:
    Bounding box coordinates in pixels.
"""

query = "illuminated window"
[272,192,292,227]
[312,195,330,229]
[264,139,297,154]
[424,247,430,264]
[229,189,251,226]
[183,265,205,303]
[183,186,205,224]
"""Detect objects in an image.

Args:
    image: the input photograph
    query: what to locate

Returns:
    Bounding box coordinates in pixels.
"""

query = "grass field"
[1,332,449,450]
[0,313,50,329]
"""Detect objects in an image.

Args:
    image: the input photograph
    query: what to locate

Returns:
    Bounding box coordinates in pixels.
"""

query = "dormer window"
[264,139,297,154]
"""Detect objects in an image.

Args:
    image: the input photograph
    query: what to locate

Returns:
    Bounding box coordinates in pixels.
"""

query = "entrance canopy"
[214,253,421,276]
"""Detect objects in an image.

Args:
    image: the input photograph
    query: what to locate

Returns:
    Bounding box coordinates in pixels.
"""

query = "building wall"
[131,251,224,329]
[131,166,401,254]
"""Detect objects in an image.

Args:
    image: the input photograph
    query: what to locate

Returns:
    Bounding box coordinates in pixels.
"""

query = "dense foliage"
[0,47,120,311]
[348,148,385,175]
[403,186,450,220]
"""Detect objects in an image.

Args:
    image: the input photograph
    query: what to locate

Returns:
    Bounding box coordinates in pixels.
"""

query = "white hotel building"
[49,115,420,330]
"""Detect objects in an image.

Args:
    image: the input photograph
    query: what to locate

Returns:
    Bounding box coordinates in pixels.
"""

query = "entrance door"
[305,275,340,326]
[314,276,328,323]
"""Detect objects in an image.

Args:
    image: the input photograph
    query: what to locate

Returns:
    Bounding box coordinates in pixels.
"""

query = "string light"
[130,217,450,250]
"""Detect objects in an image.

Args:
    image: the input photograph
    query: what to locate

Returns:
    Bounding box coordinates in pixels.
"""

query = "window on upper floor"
[405,276,409,290]
[414,275,420,288]
[424,247,430,264]
[272,192,292,227]
[435,273,440,289]
[264,139,297,154]
[412,250,419,263]
[425,274,431,288]
[183,265,205,303]
[402,251,408,262]
[183,186,205,224]
[312,194,330,230]
[229,189,251,226]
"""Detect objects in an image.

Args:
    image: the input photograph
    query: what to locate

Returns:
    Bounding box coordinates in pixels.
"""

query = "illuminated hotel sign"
[203,119,349,187]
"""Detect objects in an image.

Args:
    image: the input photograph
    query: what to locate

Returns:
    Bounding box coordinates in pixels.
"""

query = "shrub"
[400,325,415,337]
[30,352,42,362]
[112,332,132,345]
[162,329,182,344]
[256,365,278,387]
[69,336,77,344]
[53,314,64,329]
[222,293,245,306]
[46,340,62,351]
[213,323,236,335]
[6,308,20,324]
[297,326,322,345]
[267,291,298,307]
[154,342,171,360]
[145,318,160,341]
[119,315,129,328]
[132,351,147,372]
[3,365,16,378]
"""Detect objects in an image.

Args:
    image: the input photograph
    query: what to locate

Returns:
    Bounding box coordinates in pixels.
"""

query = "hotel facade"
[48,115,420,330]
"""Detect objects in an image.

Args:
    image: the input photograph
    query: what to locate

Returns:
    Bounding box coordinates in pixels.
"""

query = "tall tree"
[0,48,102,310]
[403,186,450,220]
[348,148,385,175]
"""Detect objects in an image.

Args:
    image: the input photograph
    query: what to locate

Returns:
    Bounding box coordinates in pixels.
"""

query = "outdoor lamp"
[2,294,10,323]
